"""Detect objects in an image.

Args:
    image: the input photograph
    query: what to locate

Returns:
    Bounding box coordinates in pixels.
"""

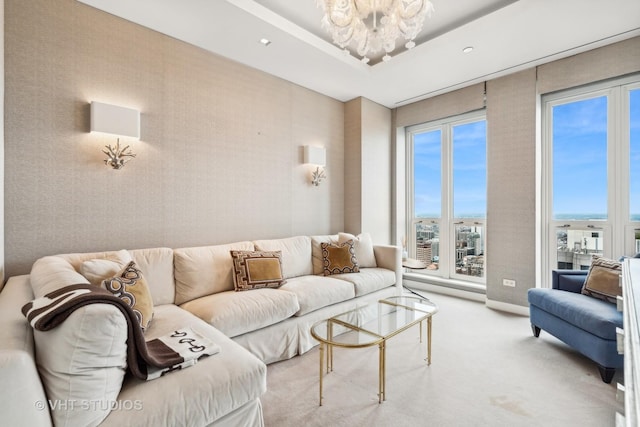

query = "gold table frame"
[310,296,438,405]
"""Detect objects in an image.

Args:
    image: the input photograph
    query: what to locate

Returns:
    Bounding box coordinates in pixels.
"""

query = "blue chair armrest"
[552,270,588,293]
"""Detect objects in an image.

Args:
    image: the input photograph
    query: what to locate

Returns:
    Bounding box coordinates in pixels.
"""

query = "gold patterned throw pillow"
[230,250,286,291]
[102,261,154,331]
[581,255,622,303]
[321,240,359,275]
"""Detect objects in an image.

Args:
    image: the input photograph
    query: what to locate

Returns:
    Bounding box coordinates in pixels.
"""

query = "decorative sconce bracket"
[311,166,327,186]
[103,138,136,170]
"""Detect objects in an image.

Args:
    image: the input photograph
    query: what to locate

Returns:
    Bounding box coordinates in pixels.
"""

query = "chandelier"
[317,0,434,63]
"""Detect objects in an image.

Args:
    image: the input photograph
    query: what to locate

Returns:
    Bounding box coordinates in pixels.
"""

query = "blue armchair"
[527,270,623,383]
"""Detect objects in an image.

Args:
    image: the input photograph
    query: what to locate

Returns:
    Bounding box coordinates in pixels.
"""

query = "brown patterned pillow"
[102,261,154,331]
[321,240,359,275]
[230,250,286,291]
[581,255,622,303]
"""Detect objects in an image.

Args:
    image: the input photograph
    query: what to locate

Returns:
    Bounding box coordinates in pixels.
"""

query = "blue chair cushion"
[528,288,622,340]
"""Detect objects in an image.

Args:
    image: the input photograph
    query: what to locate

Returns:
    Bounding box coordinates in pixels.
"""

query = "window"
[408,112,487,285]
[542,76,640,286]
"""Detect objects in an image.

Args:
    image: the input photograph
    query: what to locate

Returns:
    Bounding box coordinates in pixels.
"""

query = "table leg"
[427,316,432,365]
[319,342,324,406]
[327,322,333,373]
[379,341,386,403]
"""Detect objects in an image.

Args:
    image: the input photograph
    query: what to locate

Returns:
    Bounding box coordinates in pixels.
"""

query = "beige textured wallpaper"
[0,0,5,282]
[538,37,640,95]
[485,69,537,307]
[343,97,393,244]
[4,0,344,277]
[360,98,392,244]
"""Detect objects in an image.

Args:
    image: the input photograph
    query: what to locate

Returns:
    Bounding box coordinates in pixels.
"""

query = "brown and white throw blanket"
[22,284,220,380]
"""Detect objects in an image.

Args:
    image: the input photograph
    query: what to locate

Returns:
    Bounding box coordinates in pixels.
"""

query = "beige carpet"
[261,289,623,427]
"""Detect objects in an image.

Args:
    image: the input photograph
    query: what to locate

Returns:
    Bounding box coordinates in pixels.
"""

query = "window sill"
[403,271,486,295]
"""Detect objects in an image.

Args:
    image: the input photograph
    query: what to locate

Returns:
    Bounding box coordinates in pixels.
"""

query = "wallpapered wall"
[4,0,345,277]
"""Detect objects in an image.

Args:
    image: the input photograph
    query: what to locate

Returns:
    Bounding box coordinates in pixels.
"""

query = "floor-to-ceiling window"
[407,111,487,285]
[542,75,640,286]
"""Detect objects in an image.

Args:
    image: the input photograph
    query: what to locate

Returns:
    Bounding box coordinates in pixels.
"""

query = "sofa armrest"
[552,270,588,293]
[0,275,52,426]
[373,245,402,292]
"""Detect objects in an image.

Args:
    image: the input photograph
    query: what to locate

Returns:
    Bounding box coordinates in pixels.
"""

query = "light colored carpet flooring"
[261,289,623,427]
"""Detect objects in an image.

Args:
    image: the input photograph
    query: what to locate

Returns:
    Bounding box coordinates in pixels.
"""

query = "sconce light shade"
[303,145,326,166]
[90,101,140,139]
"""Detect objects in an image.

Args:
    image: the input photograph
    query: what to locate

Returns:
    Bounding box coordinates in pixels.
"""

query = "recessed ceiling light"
[259,38,271,46]
[462,46,474,53]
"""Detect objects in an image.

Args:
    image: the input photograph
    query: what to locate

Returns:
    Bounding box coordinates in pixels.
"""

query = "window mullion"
[441,124,453,278]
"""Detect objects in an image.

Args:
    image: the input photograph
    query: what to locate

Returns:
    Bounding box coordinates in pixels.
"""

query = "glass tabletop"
[310,296,438,348]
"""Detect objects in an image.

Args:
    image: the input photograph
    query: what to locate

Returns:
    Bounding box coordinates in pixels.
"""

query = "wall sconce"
[303,145,326,186]
[90,101,140,170]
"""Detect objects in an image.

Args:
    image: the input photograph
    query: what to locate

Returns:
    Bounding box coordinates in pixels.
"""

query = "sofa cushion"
[102,261,154,331]
[322,240,360,275]
[100,304,267,427]
[174,242,254,305]
[130,247,176,306]
[330,268,396,297]
[254,236,313,279]
[528,288,622,340]
[32,248,175,306]
[180,289,299,338]
[311,235,339,275]
[280,275,355,316]
[230,250,286,291]
[338,232,377,268]
[581,255,622,303]
[34,303,128,427]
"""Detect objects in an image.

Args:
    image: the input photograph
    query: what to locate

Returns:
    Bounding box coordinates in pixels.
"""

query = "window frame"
[540,75,640,287]
[406,110,487,285]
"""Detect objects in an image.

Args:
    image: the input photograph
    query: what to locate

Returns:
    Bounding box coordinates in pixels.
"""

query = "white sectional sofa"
[0,234,401,426]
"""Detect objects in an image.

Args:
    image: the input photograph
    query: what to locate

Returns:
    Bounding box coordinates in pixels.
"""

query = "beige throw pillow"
[581,255,622,303]
[322,240,360,275]
[230,250,286,291]
[338,232,377,268]
[80,259,123,286]
[102,261,154,331]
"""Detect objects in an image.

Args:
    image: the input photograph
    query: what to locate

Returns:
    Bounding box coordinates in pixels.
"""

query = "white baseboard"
[485,299,530,316]
[405,279,530,316]
[404,280,485,303]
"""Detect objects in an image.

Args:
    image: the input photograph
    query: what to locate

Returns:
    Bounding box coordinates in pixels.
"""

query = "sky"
[414,120,486,218]
[553,89,640,220]
[413,88,639,221]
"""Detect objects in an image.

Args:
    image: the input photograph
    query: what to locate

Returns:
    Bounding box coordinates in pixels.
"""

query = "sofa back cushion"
[30,248,175,306]
[130,247,175,306]
[253,236,313,279]
[30,249,131,297]
[174,241,254,305]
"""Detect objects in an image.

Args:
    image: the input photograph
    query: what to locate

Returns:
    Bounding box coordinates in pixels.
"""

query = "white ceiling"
[77,0,640,108]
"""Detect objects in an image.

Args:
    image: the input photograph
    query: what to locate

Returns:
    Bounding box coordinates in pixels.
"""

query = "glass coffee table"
[310,295,438,405]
